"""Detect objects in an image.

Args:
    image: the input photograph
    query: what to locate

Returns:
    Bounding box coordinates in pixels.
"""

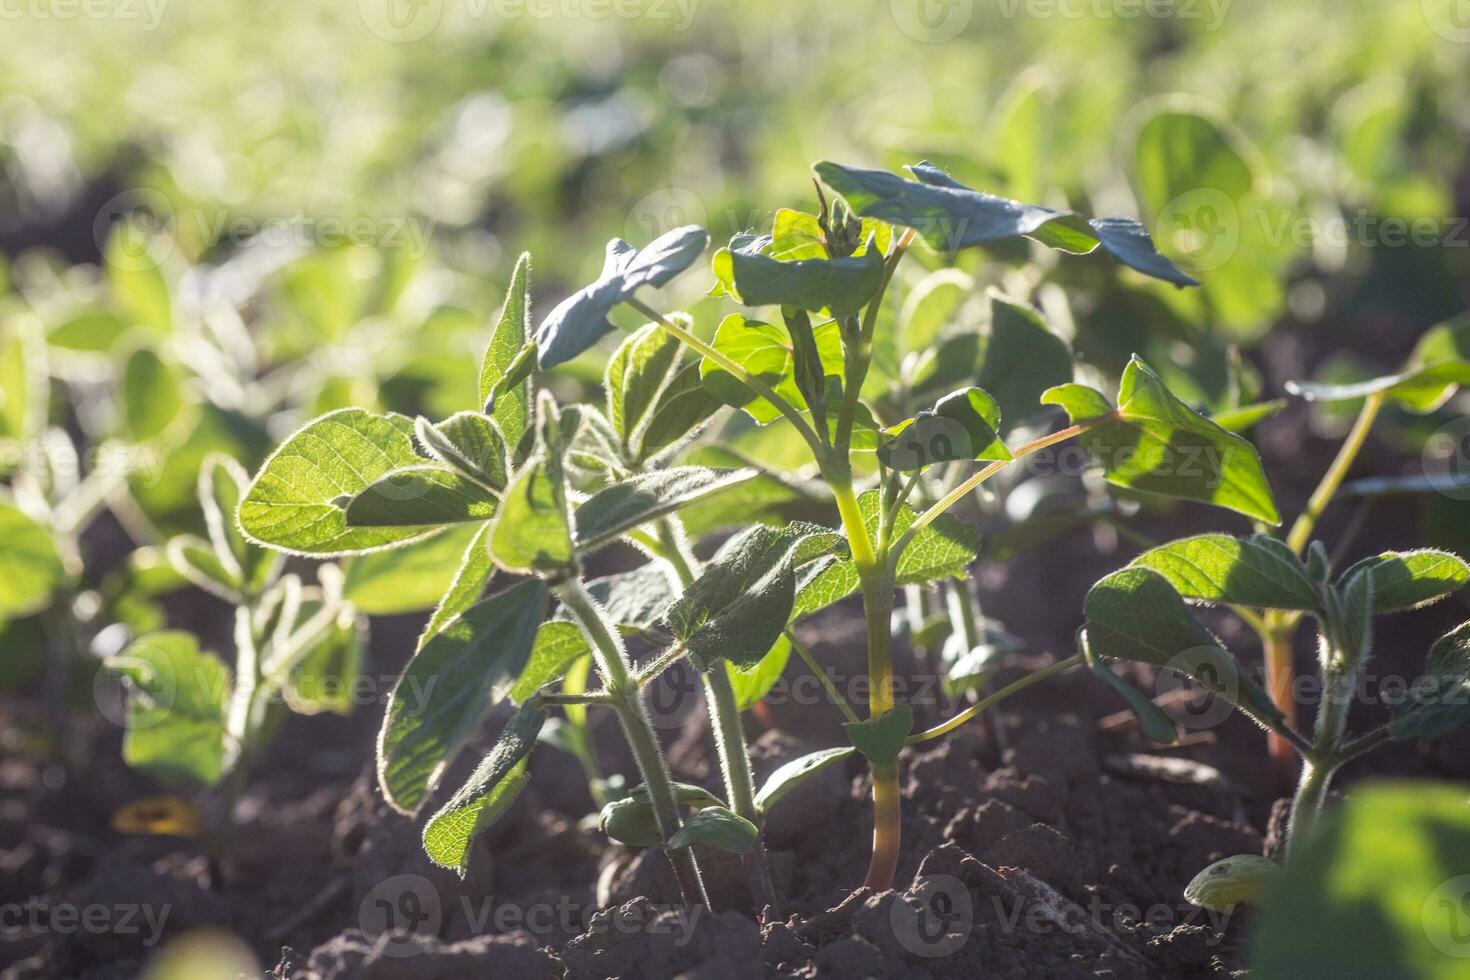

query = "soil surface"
[5,329,1470,979]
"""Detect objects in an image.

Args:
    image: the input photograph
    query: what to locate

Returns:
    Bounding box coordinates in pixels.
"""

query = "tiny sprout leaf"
[1083,567,1281,722]
[668,806,759,854]
[535,227,708,369]
[479,253,532,445]
[166,535,243,602]
[879,386,1011,471]
[239,409,437,556]
[344,466,498,527]
[629,781,725,810]
[843,704,913,768]
[573,466,758,554]
[1043,357,1280,525]
[754,746,855,815]
[1338,549,1470,613]
[106,632,230,787]
[422,699,546,875]
[600,797,663,848]
[0,500,66,619]
[1131,534,1320,611]
[417,413,509,491]
[378,578,547,813]
[812,160,1198,286]
[1184,855,1280,910]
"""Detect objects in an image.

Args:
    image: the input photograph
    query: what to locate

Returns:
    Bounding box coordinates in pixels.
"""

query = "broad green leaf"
[510,621,591,704]
[880,386,1011,471]
[107,632,230,786]
[1084,636,1179,745]
[344,523,483,615]
[814,160,1197,286]
[600,796,663,847]
[1043,357,1280,524]
[1410,311,1470,367]
[535,227,708,369]
[978,295,1073,433]
[668,806,758,853]
[666,524,815,670]
[726,635,790,711]
[0,501,65,619]
[1131,534,1320,611]
[753,746,855,814]
[723,232,884,318]
[285,610,363,715]
[606,320,683,448]
[899,269,972,352]
[121,347,182,442]
[1286,361,1470,414]
[344,466,497,527]
[422,699,546,874]
[1184,855,1280,911]
[377,578,547,813]
[585,565,678,632]
[573,466,757,553]
[166,535,242,601]
[107,226,172,334]
[843,703,913,768]
[479,253,532,445]
[1250,784,1470,980]
[1339,550,1470,613]
[699,313,844,424]
[1388,622,1470,740]
[636,361,724,462]
[200,454,276,595]
[239,409,437,556]
[416,413,508,491]
[1083,566,1280,721]
[490,454,573,574]
[418,524,495,644]
[48,309,130,353]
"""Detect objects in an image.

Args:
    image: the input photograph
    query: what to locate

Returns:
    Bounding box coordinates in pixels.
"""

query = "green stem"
[907,654,1084,744]
[1286,757,1337,859]
[556,578,708,908]
[1285,390,1385,555]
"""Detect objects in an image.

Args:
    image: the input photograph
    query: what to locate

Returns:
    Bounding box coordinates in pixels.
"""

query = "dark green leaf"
[753,746,855,814]
[599,797,663,848]
[573,466,758,554]
[345,466,498,527]
[606,320,683,448]
[977,294,1074,433]
[879,386,1011,471]
[636,361,724,462]
[1339,550,1470,613]
[723,232,884,318]
[1388,621,1470,740]
[1131,534,1320,611]
[668,806,758,853]
[843,703,913,768]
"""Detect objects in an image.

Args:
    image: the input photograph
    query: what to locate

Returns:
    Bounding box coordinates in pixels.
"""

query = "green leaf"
[490,453,573,574]
[535,227,708,369]
[726,635,790,711]
[978,295,1074,433]
[606,320,683,448]
[1131,534,1320,611]
[753,746,855,814]
[814,160,1198,286]
[843,703,913,768]
[106,632,230,786]
[629,781,725,810]
[1286,362,1470,414]
[1083,566,1280,721]
[668,806,758,853]
[1388,622,1470,740]
[121,347,182,442]
[510,621,591,704]
[239,409,438,556]
[418,524,496,645]
[1250,784,1470,980]
[166,535,242,601]
[599,796,663,848]
[699,313,844,424]
[48,309,131,353]
[1210,400,1287,432]
[636,361,724,462]
[377,578,547,813]
[0,501,65,619]
[1043,357,1280,524]
[879,386,1011,471]
[1327,567,1373,669]
[1338,550,1470,613]
[479,253,532,446]
[285,610,363,716]
[899,269,972,352]
[422,699,546,875]
[573,466,758,554]
[1084,636,1179,745]
[107,226,172,334]
[416,413,508,491]
[200,454,276,596]
[666,524,814,670]
[344,466,498,527]
[1184,855,1280,911]
[344,523,484,616]
[723,232,884,318]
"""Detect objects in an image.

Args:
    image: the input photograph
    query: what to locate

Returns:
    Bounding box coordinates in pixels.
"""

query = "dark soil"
[5,329,1470,979]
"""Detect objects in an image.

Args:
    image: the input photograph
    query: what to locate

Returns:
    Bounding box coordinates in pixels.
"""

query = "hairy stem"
[556,578,708,908]
[1260,620,1300,788]
[1286,757,1337,860]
